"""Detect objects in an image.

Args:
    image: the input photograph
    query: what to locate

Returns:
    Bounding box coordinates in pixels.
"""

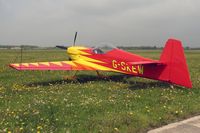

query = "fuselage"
[66,46,153,75]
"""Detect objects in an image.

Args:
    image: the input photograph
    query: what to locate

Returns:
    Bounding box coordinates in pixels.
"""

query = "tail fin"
[159,39,192,88]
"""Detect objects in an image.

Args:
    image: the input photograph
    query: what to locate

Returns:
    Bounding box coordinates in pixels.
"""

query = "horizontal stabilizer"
[128,60,164,65]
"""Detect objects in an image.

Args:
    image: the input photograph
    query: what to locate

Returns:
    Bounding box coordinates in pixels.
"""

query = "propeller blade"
[56,46,68,50]
[73,32,77,46]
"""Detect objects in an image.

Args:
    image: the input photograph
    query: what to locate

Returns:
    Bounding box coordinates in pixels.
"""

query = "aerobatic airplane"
[9,33,192,88]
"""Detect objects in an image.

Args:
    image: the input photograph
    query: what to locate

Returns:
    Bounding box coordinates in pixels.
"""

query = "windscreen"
[92,45,117,54]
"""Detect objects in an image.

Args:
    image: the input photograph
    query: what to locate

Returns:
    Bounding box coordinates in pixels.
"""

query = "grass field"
[0,49,200,133]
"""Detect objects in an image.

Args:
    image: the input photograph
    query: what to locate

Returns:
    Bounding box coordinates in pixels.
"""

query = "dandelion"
[37,126,42,130]
[15,115,19,119]
[175,111,179,114]
[129,112,133,115]
[114,127,119,132]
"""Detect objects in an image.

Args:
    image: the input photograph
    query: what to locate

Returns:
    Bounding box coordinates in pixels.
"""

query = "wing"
[9,60,116,71]
[9,61,90,71]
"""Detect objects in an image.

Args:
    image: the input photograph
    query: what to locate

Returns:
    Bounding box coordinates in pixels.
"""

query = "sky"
[0,0,200,47]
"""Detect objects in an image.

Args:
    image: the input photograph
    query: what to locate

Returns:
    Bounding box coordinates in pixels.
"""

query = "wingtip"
[9,63,21,70]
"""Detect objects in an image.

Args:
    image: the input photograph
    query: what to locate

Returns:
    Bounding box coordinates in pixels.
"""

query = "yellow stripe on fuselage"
[79,55,105,64]
[67,47,91,56]
[74,60,120,72]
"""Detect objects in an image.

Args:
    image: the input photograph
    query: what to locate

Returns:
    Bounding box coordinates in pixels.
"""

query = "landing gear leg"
[63,71,78,80]
[96,70,108,79]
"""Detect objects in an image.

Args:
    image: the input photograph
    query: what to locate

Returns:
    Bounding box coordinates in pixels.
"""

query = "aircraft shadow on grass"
[127,81,171,90]
[25,74,172,90]
[26,74,130,87]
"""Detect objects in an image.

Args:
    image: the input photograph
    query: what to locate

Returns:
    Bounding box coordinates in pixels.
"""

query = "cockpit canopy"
[92,45,117,54]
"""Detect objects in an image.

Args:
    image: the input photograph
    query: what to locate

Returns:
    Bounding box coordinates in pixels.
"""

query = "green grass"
[0,49,200,133]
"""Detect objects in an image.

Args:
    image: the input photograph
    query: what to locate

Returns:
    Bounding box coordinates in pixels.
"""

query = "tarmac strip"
[148,115,200,133]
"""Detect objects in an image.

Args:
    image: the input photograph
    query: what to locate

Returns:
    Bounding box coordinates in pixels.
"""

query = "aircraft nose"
[67,47,77,55]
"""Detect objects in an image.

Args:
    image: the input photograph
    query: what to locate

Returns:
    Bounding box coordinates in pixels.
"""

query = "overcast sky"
[0,0,200,47]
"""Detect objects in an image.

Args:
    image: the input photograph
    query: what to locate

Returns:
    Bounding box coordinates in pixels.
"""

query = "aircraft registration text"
[112,60,144,74]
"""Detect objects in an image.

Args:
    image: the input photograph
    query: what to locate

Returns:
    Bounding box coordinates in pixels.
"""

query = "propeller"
[73,32,77,46]
[56,32,78,50]
[56,45,68,50]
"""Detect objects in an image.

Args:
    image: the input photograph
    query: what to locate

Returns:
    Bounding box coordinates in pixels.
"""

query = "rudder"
[159,39,192,88]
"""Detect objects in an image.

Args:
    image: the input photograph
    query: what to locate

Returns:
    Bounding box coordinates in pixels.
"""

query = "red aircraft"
[9,35,192,88]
